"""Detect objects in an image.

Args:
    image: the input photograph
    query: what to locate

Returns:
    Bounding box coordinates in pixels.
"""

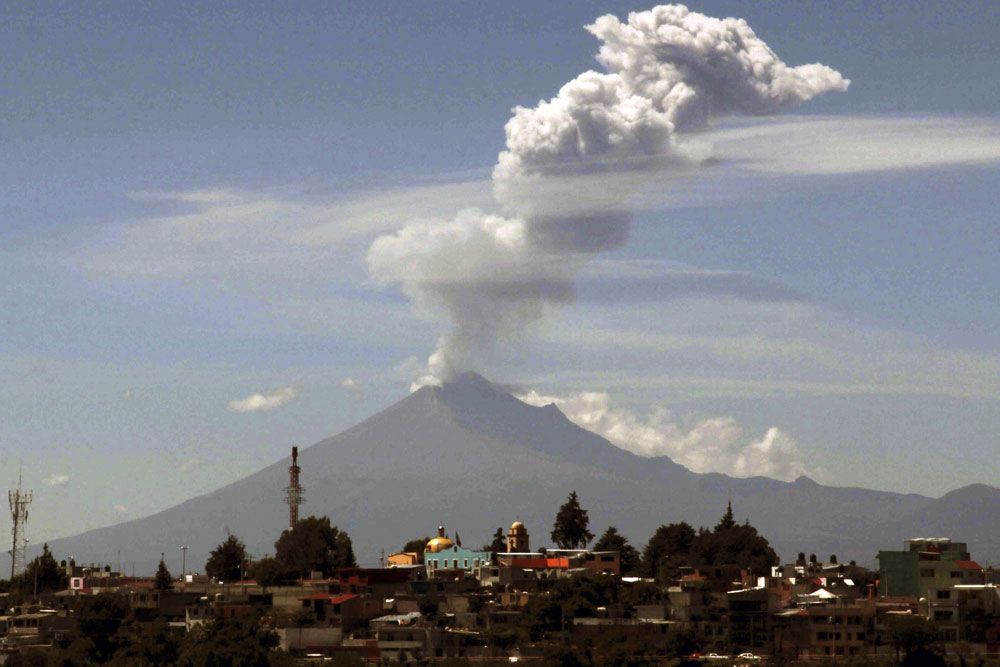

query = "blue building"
[423,526,491,576]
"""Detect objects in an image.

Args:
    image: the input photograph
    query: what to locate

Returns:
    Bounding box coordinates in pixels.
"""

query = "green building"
[878,538,981,598]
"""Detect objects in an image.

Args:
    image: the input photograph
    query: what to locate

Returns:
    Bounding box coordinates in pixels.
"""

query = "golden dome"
[426,536,455,553]
[510,520,526,533]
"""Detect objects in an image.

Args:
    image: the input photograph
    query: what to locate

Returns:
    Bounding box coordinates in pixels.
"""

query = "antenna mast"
[284,446,304,529]
[9,468,33,579]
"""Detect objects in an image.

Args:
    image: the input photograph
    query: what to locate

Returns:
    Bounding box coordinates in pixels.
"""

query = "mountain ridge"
[42,372,1000,573]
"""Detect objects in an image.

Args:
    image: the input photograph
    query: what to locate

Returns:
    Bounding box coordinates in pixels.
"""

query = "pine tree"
[482,527,505,553]
[550,490,594,549]
[715,499,737,531]
[154,556,173,591]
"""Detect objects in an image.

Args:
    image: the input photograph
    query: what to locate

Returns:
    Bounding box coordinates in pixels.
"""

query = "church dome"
[426,525,454,552]
[510,520,526,533]
[426,536,455,553]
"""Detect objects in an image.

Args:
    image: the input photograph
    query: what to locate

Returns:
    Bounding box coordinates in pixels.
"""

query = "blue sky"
[2,1,1000,544]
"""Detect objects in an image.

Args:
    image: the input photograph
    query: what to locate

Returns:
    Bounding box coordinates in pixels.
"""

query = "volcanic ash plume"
[367,4,849,383]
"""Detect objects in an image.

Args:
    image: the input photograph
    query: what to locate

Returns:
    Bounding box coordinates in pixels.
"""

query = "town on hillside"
[1,482,998,666]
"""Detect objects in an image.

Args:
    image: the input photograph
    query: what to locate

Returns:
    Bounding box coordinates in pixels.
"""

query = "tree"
[715,500,737,531]
[593,526,641,575]
[73,592,130,662]
[274,516,356,579]
[112,618,183,665]
[688,503,778,575]
[23,543,68,595]
[483,527,505,553]
[551,491,594,549]
[402,537,431,564]
[248,557,294,587]
[154,556,173,591]
[641,522,695,579]
[177,615,290,667]
[887,615,938,659]
[206,535,249,582]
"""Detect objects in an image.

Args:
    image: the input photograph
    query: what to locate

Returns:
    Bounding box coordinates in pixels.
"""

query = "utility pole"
[284,446,305,529]
[180,545,188,581]
[9,467,33,579]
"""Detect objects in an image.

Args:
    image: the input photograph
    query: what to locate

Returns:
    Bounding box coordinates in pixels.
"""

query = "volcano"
[46,372,1000,572]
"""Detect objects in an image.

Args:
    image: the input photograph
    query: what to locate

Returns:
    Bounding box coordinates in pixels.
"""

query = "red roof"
[957,561,983,571]
[510,557,570,569]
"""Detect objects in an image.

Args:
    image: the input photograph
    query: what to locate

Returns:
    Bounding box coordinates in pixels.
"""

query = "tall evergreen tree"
[715,499,737,531]
[483,527,505,553]
[550,490,594,549]
[154,556,173,592]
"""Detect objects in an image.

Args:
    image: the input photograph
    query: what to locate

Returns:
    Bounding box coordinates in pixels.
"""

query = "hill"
[45,373,1000,573]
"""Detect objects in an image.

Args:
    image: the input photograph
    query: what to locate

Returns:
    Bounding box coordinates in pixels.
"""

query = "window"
[937,590,951,599]
[950,571,962,579]
[601,555,614,562]
[464,559,469,568]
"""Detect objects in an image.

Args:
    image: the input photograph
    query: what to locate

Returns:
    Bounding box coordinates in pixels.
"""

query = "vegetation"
[205,534,249,582]
[154,557,173,591]
[177,616,293,667]
[551,490,594,549]
[402,536,432,563]
[274,515,356,579]
[641,521,696,580]
[483,527,505,553]
[0,544,69,600]
[594,525,641,575]
[641,503,778,580]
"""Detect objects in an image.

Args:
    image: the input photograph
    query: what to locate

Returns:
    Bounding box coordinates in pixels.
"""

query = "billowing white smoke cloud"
[519,389,821,481]
[369,208,574,385]
[368,4,848,382]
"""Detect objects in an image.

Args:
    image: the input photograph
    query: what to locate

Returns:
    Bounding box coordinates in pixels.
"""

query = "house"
[387,552,420,567]
[300,593,382,631]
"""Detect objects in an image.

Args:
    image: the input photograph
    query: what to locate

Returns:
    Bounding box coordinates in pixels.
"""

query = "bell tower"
[507,519,529,552]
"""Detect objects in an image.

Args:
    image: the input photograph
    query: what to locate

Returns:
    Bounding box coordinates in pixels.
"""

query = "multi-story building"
[773,599,877,660]
[878,538,981,597]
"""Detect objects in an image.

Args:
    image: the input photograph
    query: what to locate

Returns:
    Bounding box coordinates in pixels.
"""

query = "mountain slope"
[45,373,999,573]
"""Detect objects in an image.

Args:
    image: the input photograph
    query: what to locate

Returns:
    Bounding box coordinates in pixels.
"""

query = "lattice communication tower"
[284,446,305,529]
[9,470,33,579]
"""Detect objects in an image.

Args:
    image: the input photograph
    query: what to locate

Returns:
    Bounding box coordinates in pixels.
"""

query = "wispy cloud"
[43,473,70,487]
[340,377,363,397]
[227,387,296,413]
[535,298,1000,401]
[179,457,200,473]
[711,115,1000,175]
[79,115,1000,288]
[83,180,492,278]
[519,388,822,482]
